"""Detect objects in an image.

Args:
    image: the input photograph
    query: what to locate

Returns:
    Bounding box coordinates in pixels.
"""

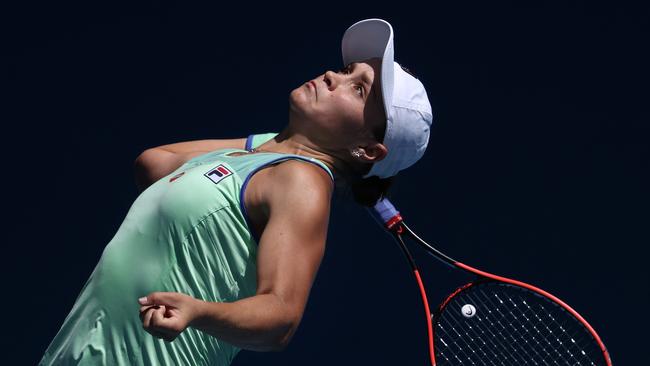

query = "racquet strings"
[433,282,607,366]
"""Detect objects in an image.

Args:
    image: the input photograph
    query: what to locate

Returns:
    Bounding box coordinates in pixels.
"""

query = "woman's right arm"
[134,138,247,192]
[136,160,332,351]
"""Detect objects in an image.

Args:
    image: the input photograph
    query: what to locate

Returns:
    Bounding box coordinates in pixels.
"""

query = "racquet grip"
[371,198,403,230]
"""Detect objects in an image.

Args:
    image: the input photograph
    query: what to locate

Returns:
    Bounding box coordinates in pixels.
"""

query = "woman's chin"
[288,91,313,117]
[289,87,311,105]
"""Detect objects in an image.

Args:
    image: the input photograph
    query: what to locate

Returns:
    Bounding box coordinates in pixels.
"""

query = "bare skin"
[133,138,247,192]
[136,58,387,351]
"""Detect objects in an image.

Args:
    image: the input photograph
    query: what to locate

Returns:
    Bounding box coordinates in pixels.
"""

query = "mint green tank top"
[39,133,333,365]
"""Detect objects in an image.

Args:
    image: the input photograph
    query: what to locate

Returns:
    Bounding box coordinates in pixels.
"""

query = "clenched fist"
[138,292,204,342]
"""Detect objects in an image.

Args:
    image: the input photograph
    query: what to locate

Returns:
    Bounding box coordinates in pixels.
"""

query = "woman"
[39,18,432,365]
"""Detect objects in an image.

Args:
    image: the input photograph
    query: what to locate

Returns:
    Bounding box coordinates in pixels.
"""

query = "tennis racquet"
[369,198,612,366]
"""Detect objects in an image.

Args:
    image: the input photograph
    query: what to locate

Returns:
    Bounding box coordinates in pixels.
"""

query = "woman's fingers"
[151,305,167,327]
[142,306,176,341]
[140,305,179,342]
[142,306,156,328]
[151,307,177,342]
[139,292,184,308]
[139,305,157,323]
[140,305,156,313]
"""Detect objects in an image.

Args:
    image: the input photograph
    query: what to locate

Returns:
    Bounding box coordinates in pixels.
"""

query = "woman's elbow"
[250,322,295,352]
[133,149,158,191]
[134,148,163,171]
[272,315,301,352]
[133,148,179,191]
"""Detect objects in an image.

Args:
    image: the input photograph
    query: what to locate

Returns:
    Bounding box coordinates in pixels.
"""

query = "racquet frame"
[370,198,612,366]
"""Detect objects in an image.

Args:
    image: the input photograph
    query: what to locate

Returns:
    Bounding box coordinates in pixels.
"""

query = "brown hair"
[336,110,394,207]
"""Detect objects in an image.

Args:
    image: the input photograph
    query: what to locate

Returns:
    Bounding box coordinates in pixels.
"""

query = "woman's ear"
[351,142,387,163]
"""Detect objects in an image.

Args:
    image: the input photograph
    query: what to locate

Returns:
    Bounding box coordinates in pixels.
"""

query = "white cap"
[342,18,433,178]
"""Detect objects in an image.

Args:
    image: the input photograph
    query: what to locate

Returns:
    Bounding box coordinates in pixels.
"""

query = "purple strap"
[245,134,255,151]
[370,197,401,226]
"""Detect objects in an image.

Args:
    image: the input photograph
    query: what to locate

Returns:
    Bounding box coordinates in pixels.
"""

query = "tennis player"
[39,18,432,365]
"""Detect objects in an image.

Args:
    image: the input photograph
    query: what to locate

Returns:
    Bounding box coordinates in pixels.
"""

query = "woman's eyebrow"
[351,64,373,90]
[362,73,372,88]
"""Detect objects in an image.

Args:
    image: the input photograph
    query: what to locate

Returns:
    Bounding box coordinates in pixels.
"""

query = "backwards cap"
[342,18,433,178]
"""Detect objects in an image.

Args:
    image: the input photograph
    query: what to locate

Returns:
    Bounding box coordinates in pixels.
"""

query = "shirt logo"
[204,164,233,184]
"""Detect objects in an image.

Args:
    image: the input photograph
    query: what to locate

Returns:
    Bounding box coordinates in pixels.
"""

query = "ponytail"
[349,175,394,207]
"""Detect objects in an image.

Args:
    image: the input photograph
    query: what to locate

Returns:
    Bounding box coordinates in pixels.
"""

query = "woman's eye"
[355,85,363,96]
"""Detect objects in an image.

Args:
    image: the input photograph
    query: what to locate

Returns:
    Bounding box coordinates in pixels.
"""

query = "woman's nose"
[324,70,339,90]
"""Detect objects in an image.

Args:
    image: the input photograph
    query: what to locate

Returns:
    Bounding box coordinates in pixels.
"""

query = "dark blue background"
[5,1,648,365]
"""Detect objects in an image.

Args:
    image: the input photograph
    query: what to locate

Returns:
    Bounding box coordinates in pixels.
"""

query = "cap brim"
[341,18,394,122]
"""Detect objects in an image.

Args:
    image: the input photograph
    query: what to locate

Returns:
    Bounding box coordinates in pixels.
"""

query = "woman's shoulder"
[244,158,332,236]
[247,158,333,212]
[258,160,333,230]
[266,159,334,197]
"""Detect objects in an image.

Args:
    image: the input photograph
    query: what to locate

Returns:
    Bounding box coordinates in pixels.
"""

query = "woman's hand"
[138,292,204,342]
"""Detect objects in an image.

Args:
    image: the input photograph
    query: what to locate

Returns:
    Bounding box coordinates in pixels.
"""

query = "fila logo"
[204,164,233,184]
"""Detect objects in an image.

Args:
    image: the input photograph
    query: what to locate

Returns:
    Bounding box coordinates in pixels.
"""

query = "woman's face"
[289,58,386,151]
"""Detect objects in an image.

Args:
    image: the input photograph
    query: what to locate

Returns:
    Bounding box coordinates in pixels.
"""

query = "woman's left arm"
[138,161,333,351]
[134,138,247,191]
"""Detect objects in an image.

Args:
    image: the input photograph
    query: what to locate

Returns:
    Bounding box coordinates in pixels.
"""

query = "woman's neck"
[252,127,356,182]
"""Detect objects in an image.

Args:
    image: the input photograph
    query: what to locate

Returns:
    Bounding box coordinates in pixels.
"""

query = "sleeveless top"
[39,132,333,366]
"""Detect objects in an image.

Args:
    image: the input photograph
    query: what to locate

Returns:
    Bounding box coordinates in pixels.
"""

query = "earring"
[351,149,363,158]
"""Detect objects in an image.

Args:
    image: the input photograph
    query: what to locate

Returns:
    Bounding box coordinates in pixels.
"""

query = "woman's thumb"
[138,292,170,306]
[138,296,150,305]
